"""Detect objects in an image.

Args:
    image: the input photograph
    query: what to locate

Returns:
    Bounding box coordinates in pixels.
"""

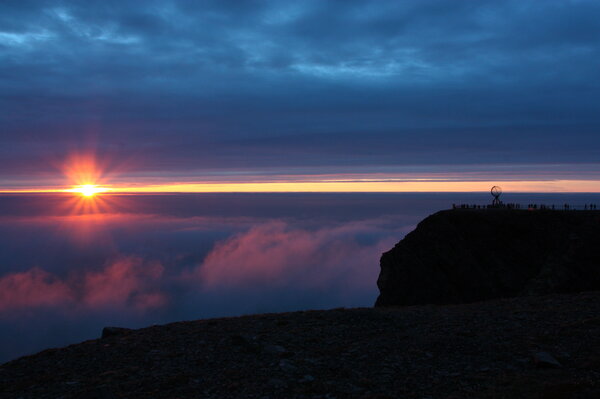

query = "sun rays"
[55,153,127,215]
[66,184,110,197]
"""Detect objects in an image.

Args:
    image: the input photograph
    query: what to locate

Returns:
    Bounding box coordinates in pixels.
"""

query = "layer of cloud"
[0,257,166,313]
[198,220,395,292]
[2,192,600,362]
[0,220,402,315]
[0,268,71,310]
[0,192,428,362]
[1,1,600,183]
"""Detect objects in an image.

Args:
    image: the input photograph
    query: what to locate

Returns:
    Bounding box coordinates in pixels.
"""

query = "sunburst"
[67,184,109,198]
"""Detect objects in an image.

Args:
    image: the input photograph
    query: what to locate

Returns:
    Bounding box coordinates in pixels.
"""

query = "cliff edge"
[376,209,600,307]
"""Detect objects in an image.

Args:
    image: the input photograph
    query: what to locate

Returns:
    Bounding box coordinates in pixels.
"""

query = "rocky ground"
[2,291,600,398]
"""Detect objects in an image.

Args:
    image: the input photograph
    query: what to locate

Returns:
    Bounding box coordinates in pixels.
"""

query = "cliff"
[376,209,600,307]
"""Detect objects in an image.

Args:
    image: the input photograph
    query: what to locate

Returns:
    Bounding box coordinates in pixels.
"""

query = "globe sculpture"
[491,186,502,206]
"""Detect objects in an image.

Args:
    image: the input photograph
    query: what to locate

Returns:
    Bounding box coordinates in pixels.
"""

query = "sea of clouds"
[2,192,599,362]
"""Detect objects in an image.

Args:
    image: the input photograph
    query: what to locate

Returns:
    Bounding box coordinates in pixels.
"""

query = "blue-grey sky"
[1,0,600,187]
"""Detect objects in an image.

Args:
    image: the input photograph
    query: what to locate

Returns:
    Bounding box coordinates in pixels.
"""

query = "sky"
[1,0,600,192]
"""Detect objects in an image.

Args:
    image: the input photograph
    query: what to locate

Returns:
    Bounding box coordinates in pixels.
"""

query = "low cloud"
[0,193,430,362]
[198,220,396,293]
[0,256,166,314]
[0,220,398,316]
[81,257,166,310]
[0,268,71,311]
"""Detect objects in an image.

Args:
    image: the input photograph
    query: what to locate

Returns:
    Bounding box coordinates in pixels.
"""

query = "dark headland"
[2,208,600,398]
[377,208,600,307]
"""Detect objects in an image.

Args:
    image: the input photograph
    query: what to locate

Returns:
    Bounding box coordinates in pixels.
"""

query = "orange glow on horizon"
[55,152,116,199]
[1,153,599,194]
[61,155,101,183]
[1,179,600,193]
[109,179,600,193]
[65,184,110,197]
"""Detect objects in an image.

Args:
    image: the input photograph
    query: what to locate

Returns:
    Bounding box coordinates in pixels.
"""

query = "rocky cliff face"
[376,209,600,307]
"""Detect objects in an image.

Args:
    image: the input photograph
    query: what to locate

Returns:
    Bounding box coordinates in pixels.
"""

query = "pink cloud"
[0,219,405,314]
[82,257,164,308]
[197,221,396,292]
[0,268,72,311]
[0,257,167,313]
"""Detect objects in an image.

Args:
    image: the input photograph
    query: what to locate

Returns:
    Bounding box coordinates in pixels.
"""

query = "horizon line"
[1,179,600,194]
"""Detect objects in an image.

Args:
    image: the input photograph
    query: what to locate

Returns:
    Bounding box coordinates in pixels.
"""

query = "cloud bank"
[0,193,427,362]
[0,257,166,312]
[2,192,600,361]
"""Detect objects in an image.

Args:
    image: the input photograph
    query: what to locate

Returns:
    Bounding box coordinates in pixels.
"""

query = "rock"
[264,343,294,358]
[376,209,600,307]
[532,351,562,368]
[580,354,600,369]
[279,359,297,373]
[229,334,260,353]
[267,378,287,389]
[229,334,249,345]
[101,327,132,339]
[299,374,315,382]
[263,344,287,355]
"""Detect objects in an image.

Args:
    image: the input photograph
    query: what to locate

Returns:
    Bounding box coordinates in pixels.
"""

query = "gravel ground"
[2,291,600,398]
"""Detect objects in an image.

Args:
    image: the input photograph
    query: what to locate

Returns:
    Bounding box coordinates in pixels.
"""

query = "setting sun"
[68,184,108,197]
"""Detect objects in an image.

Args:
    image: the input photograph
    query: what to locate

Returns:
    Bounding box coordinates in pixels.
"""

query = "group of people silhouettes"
[452,203,598,211]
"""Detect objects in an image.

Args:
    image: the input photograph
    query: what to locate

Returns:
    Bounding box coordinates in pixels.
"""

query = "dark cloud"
[1,0,600,182]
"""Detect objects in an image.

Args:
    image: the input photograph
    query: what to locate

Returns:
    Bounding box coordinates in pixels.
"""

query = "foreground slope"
[377,209,600,307]
[2,292,600,398]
